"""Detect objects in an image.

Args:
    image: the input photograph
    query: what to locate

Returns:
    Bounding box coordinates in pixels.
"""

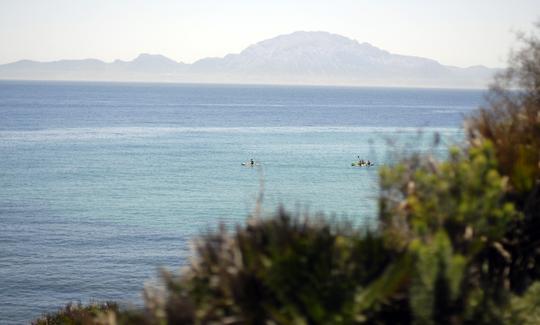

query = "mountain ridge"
[0,31,498,88]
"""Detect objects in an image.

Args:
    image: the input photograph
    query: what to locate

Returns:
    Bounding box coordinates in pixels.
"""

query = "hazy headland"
[0,31,497,89]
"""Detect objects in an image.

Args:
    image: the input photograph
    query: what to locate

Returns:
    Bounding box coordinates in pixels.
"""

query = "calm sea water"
[0,81,485,323]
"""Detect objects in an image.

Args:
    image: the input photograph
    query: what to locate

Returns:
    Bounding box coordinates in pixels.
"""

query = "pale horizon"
[1,0,539,68]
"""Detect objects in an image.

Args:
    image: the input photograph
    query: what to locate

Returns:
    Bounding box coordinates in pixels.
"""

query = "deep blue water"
[0,81,485,324]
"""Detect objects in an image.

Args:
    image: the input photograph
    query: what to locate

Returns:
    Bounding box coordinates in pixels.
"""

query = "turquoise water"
[0,81,484,323]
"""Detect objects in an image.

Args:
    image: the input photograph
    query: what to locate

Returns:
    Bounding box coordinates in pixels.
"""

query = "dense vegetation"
[34,28,540,325]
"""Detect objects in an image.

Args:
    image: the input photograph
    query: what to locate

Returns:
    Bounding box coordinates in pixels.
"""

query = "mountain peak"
[245,31,357,49]
[239,31,385,59]
[132,53,178,64]
[276,30,355,42]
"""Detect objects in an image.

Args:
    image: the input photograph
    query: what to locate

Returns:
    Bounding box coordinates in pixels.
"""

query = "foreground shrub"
[158,212,394,324]
[503,282,540,324]
[376,142,519,324]
[467,24,540,295]
[33,302,118,325]
[467,24,540,195]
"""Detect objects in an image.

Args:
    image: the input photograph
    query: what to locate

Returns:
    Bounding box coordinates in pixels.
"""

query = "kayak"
[351,162,374,167]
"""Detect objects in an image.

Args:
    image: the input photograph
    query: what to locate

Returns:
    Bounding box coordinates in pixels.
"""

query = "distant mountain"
[0,31,497,88]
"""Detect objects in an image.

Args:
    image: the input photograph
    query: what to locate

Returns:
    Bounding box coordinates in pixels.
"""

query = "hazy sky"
[1,0,538,67]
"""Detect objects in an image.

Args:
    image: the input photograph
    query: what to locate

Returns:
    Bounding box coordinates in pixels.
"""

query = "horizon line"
[0,78,491,91]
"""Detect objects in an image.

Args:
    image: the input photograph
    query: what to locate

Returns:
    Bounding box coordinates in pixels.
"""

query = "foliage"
[467,23,540,195]
[359,140,519,325]
[379,142,517,250]
[503,282,540,325]
[158,213,393,324]
[467,23,540,294]
[33,302,115,325]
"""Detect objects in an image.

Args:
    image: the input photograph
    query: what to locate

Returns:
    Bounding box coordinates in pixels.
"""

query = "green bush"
[376,141,519,325]
[32,301,150,325]
[159,213,394,324]
[33,302,119,325]
[467,24,540,195]
[466,24,540,295]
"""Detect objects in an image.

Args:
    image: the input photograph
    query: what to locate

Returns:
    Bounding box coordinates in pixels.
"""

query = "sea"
[0,80,485,324]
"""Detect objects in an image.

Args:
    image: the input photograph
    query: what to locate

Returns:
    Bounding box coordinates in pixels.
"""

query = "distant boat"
[241,160,259,167]
[351,161,374,167]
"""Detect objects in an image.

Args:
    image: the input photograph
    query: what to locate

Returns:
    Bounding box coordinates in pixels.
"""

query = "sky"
[0,0,538,68]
